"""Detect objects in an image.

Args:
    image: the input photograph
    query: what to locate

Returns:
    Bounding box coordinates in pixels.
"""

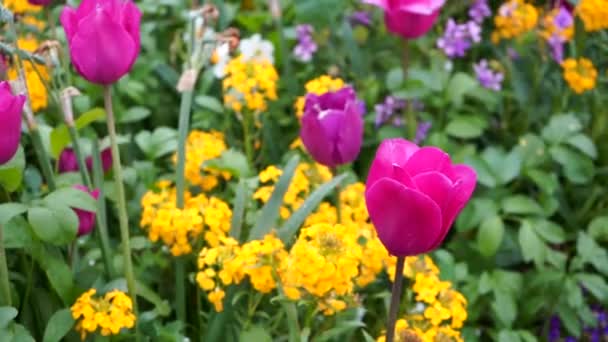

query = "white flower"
[212,43,231,78]
[239,34,274,64]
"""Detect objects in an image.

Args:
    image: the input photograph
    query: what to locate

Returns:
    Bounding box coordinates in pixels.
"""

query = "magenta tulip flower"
[363,0,445,39]
[86,147,113,173]
[73,185,100,236]
[300,87,364,168]
[60,0,142,85]
[365,138,476,256]
[0,82,25,165]
[28,0,52,5]
[58,147,113,174]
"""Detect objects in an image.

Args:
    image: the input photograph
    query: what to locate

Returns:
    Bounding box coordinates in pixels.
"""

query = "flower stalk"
[103,85,138,320]
[386,256,405,342]
[0,224,11,306]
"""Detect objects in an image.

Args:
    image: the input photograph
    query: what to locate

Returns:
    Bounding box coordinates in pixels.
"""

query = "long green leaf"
[230,179,248,242]
[248,155,299,241]
[278,174,347,244]
[42,308,74,342]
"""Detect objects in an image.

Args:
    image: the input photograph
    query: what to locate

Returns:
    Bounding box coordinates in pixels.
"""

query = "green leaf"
[230,179,248,242]
[549,145,594,184]
[518,221,546,267]
[577,232,608,275]
[3,216,34,249]
[0,203,28,226]
[0,307,18,329]
[446,72,478,108]
[588,216,608,241]
[279,174,347,245]
[11,323,36,342]
[502,195,544,216]
[498,330,521,342]
[477,215,504,257]
[385,67,404,91]
[526,169,558,194]
[576,273,608,301]
[464,155,497,188]
[28,244,74,304]
[134,127,178,159]
[492,291,517,328]
[44,187,97,212]
[497,148,523,184]
[195,95,224,114]
[204,149,251,178]
[445,115,487,139]
[0,146,25,192]
[119,106,150,123]
[558,304,581,337]
[42,309,74,342]
[28,205,78,246]
[316,321,367,342]
[566,134,597,159]
[50,108,105,158]
[533,219,566,244]
[239,326,272,342]
[541,114,581,144]
[248,155,299,241]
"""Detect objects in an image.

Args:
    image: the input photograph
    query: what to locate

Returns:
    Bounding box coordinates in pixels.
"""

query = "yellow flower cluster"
[491,0,538,43]
[196,234,287,311]
[3,0,41,13]
[222,55,278,113]
[71,289,136,340]
[173,130,230,191]
[539,7,574,42]
[7,37,49,112]
[253,162,333,219]
[562,57,598,94]
[140,181,232,256]
[294,75,345,119]
[577,0,608,32]
[377,256,467,342]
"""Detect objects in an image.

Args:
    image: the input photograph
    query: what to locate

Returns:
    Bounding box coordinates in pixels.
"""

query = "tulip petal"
[429,164,477,249]
[361,0,388,10]
[301,111,335,167]
[391,164,417,188]
[366,138,419,191]
[366,178,442,256]
[0,83,24,164]
[60,7,79,41]
[399,0,445,15]
[336,101,364,165]
[384,9,440,39]
[412,171,453,211]
[69,6,137,84]
[405,146,451,176]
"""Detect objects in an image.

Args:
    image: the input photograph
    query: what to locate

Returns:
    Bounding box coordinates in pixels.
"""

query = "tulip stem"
[103,86,139,328]
[401,40,417,141]
[67,125,92,187]
[0,224,11,306]
[386,256,405,342]
[331,168,342,223]
[175,89,194,324]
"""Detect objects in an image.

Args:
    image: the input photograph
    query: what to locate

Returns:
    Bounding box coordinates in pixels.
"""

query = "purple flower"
[374,96,406,128]
[437,19,481,58]
[548,35,564,63]
[548,316,561,342]
[300,87,364,168]
[293,24,318,62]
[58,147,113,174]
[414,121,431,145]
[349,11,372,27]
[469,0,491,23]
[507,47,519,60]
[474,60,504,91]
[554,6,574,29]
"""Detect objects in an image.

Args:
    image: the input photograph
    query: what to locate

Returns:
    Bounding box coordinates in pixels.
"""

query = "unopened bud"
[36,40,61,68]
[219,28,240,52]
[201,4,219,22]
[60,86,81,126]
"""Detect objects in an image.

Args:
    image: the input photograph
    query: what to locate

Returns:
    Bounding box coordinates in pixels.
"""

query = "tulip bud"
[73,185,100,236]
[58,148,79,173]
[365,138,477,256]
[363,0,445,39]
[60,0,142,85]
[0,81,25,164]
[300,87,364,168]
[85,147,113,174]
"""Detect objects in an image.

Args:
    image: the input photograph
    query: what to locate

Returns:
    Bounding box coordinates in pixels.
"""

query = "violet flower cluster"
[293,24,318,63]
[474,59,504,91]
[374,96,424,128]
[549,307,608,342]
[548,7,574,63]
[349,11,372,27]
[469,0,491,24]
[437,0,490,58]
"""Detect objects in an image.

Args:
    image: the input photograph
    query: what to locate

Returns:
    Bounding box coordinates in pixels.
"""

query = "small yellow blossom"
[294,75,345,119]
[3,0,41,13]
[223,55,278,113]
[577,0,608,32]
[71,289,136,340]
[492,0,538,43]
[7,37,49,112]
[562,57,598,94]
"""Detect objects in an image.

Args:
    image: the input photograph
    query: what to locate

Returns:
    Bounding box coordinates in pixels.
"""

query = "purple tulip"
[58,147,113,174]
[0,82,25,165]
[300,87,364,168]
[365,138,477,256]
[363,0,445,39]
[73,185,100,236]
[60,0,142,85]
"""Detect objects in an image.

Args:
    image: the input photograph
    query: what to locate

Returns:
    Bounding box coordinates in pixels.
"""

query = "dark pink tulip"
[365,138,476,256]
[28,0,52,5]
[59,147,113,174]
[60,0,142,85]
[73,185,99,236]
[363,0,445,39]
[86,147,113,173]
[0,82,25,165]
[300,87,364,168]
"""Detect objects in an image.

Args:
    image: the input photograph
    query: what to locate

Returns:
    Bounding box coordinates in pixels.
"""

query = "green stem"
[103,86,139,326]
[30,127,56,191]
[66,125,92,187]
[270,0,294,93]
[401,40,417,141]
[242,112,254,167]
[91,139,115,278]
[175,89,194,323]
[331,168,342,224]
[386,256,405,342]
[282,300,300,342]
[0,225,11,306]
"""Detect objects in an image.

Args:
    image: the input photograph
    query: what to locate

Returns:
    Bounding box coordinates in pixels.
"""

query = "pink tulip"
[0,82,25,165]
[28,0,52,5]
[73,185,100,236]
[60,0,142,85]
[58,147,113,174]
[363,0,445,39]
[365,138,476,256]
